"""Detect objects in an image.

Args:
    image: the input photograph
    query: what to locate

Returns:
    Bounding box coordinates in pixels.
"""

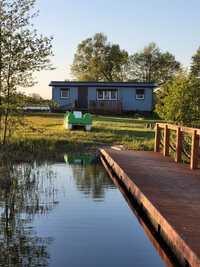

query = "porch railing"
[89,100,122,114]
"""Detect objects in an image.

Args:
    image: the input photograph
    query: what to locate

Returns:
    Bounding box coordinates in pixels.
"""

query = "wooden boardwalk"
[100,148,200,267]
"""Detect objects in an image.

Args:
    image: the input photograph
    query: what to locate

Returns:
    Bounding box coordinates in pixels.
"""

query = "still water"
[0,155,174,267]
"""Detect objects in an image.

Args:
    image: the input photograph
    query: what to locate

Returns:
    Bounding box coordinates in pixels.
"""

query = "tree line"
[71,33,181,85]
[71,33,200,125]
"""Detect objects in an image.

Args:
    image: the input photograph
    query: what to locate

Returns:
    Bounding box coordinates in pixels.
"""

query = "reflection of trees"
[72,164,114,200]
[0,160,58,267]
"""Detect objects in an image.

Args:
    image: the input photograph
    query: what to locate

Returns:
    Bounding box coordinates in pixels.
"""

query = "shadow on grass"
[0,139,98,162]
[25,112,64,118]
[94,115,159,124]
[45,123,63,127]
[92,126,154,140]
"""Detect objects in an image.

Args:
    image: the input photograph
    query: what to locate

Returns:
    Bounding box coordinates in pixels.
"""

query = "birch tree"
[0,0,53,144]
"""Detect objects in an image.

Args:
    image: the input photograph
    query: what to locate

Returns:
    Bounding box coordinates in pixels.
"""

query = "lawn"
[4,113,158,160]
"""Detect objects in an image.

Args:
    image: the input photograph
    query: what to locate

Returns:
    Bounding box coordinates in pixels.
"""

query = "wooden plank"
[175,127,182,163]
[163,124,170,156]
[190,130,199,170]
[167,124,178,131]
[157,123,200,135]
[157,123,165,129]
[154,124,161,152]
[181,127,197,135]
[157,123,178,131]
[100,148,200,267]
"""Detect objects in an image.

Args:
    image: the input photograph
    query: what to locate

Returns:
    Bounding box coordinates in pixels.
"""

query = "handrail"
[157,123,200,135]
[155,123,200,170]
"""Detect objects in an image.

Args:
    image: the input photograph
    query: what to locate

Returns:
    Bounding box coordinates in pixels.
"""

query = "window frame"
[60,88,70,99]
[97,89,118,101]
[104,90,110,100]
[97,90,104,100]
[135,89,145,100]
[110,90,118,100]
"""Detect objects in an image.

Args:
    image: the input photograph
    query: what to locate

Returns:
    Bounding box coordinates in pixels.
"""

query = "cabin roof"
[49,81,157,88]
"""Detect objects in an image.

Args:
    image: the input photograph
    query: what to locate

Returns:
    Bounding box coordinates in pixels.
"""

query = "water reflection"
[0,160,58,266]
[64,154,114,201]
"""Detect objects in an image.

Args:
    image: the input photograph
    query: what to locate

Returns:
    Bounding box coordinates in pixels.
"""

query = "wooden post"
[175,127,182,163]
[190,130,199,170]
[163,125,170,156]
[154,124,161,152]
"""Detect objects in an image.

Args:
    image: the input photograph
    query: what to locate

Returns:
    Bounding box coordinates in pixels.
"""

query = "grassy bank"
[1,113,158,160]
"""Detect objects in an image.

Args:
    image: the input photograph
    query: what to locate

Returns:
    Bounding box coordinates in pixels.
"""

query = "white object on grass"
[73,111,82,118]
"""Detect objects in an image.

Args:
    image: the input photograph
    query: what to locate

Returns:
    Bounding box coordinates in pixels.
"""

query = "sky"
[28,0,200,99]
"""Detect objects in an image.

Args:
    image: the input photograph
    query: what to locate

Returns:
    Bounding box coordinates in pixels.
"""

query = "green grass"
[2,113,159,160]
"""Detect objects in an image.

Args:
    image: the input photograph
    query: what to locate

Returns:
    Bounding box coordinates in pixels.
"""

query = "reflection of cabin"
[49,81,156,114]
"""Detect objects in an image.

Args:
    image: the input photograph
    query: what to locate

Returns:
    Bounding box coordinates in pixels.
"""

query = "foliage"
[191,46,200,77]
[71,37,180,85]
[71,33,129,81]
[128,42,181,84]
[155,72,200,124]
[0,0,53,145]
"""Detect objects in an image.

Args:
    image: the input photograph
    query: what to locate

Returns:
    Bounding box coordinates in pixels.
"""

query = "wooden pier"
[100,146,200,267]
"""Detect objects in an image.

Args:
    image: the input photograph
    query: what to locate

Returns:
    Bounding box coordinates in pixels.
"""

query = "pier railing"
[154,123,200,170]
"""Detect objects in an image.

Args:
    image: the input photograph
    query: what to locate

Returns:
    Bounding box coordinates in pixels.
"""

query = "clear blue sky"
[29,0,200,98]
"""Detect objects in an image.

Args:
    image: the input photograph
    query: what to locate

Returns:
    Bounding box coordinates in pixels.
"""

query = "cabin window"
[60,88,70,99]
[97,90,104,100]
[104,90,110,100]
[136,89,145,100]
[110,90,118,100]
[97,89,118,100]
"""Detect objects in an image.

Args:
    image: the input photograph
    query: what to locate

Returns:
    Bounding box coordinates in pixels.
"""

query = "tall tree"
[0,0,53,145]
[128,42,181,84]
[191,46,200,77]
[155,72,200,125]
[71,33,129,81]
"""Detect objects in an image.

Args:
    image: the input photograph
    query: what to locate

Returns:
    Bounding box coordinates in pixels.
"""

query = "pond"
[0,154,177,267]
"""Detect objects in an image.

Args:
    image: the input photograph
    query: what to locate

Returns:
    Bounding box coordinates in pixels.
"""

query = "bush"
[155,73,200,125]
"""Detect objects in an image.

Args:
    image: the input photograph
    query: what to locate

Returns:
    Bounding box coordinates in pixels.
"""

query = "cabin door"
[78,87,88,109]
